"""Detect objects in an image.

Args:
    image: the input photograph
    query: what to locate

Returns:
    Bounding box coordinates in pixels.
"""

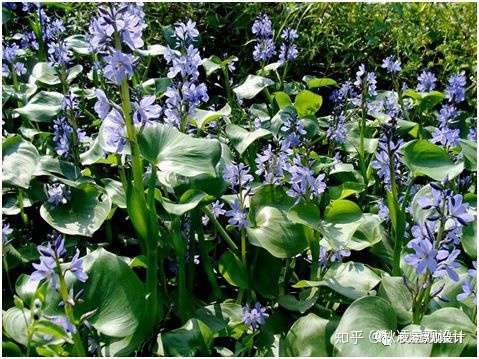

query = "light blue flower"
[133,95,162,124]
[225,199,249,229]
[103,50,134,85]
[381,55,401,73]
[47,183,71,206]
[416,70,436,92]
[103,109,127,153]
[242,302,269,330]
[94,89,111,120]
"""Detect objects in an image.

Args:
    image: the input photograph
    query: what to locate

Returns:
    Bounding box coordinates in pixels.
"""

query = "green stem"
[389,143,403,276]
[3,255,14,295]
[60,72,81,167]
[310,238,320,281]
[203,207,238,252]
[222,65,235,108]
[240,231,247,268]
[55,263,86,356]
[358,93,368,186]
[193,209,222,300]
[180,111,188,133]
[115,31,161,325]
[177,252,189,323]
[17,190,29,226]
[280,61,289,90]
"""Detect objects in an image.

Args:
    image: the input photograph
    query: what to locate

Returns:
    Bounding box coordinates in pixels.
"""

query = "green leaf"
[278,288,319,314]
[157,319,214,356]
[2,136,40,189]
[332,296,432,356]
[138,123,222,177]
[287,201,322,231]
[15,274,38,306]
[294,90,322,117]
[249,184,294,219]
[225,124,272,155]
[15,91,63,123]
[80,136,116,166]
[325,199,362,222]
[135,44,168,57]
[294,261,381,299]
[328,182,365,200]
[194,302,244,338]
[247,206,309,258]
[233,75,273,100]
[460,139,477,171]
[403,139,464,181]
[378,276,413,324]
[321,213,384,251]
[421,308,476,356]
[3,308,31,345]
[319,199,384,251]
[322,261,380,299]
[2,341,23,356]
[35,155,81,181]
[159,189,211,216]
[252,248,283,299]
[31,62,60,85]
[218,251,249,289]
[417,91,445,113]
[77,248,149,356]
[202,55,222,76]
[64,34,91,55]
[34,320,68,339]
[40,183,112,237]
[141,77,171,96]
[280,313,335,356]
[272,91,292,109]
[191,104,231,129]
[66,64,83,83]
[102,178,126,209]
[302,76,337,89]
[462,221,477,259]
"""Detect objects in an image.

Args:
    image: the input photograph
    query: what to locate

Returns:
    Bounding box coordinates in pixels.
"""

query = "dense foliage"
[1,2,477,357]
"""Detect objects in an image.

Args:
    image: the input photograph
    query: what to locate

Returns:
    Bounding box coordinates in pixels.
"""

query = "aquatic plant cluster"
[1,2,477,357]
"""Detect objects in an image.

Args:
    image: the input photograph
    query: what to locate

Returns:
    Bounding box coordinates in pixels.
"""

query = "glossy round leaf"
[218,250,249,289]
[138,123,222,177]
[40,183,112,237]
[280,313,335,356]
[64,34,91,55]
[294,261,381,299]
[378,276,413,324]
[233,75,274,100]
[14,91,64,123]
[157,319,213,356]
[403,140,464,181]
[225,124,272,155]
[2,136,40,189]
[247,206,309,258]
[332,296,432,356]
[294,90,323,117]
[76,248,149,356]
[303,76,337,89]
[31,62,60,85]
[460,139,477,171]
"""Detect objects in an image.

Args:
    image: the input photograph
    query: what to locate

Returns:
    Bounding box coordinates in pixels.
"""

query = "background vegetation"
[63,2,477,88]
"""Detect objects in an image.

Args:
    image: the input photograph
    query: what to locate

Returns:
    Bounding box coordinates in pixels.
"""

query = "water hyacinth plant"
[1,2,477,357]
